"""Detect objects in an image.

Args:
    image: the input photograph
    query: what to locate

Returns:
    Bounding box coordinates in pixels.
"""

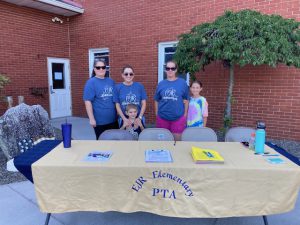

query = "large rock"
[0,103,55,160]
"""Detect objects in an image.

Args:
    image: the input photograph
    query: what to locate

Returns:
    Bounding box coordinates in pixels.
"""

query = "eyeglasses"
[165,67,176,71]
[95,66,106,70]
[124,73,134,76]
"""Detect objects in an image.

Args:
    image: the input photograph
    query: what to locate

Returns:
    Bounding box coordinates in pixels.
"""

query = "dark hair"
[165,60,178,69]
[126,103,138,112]
[91,58,107,77]
[190,80,203,88]
[122,65,134,74]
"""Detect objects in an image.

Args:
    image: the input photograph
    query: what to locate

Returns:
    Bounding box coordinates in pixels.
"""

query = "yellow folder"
[191,146,224,164]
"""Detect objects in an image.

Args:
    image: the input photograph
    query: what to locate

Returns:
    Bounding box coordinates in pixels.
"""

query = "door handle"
[50,85,55,94]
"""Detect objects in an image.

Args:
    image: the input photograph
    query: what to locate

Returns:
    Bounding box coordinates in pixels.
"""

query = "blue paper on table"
[84,151,113,162]
[265,157,285,164]
[145,149,173,163]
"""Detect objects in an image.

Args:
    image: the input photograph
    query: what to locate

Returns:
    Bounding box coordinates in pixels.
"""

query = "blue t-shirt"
[154,78,189,121]
[83,77,117,125]
[113,82,147,115]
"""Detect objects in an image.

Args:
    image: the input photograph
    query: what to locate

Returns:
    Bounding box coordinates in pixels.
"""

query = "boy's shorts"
[156,115,186,134]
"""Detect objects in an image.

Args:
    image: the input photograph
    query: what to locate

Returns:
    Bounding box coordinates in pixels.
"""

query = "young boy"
[120,104,145,139]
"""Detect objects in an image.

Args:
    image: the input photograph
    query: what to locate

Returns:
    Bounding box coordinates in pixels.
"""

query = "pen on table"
[262,154,280,157]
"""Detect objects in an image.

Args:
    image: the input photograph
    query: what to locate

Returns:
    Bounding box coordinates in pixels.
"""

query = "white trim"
[158,41,190,84]
[158,41,178,82]
[88,48,110,77]
[38,0,84,13]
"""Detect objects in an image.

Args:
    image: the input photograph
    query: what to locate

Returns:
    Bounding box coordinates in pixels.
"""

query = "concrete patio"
[0,117,299,225]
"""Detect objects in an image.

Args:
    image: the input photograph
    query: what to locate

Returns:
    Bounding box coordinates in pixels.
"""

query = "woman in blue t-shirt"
[154,60,189,141]
[113,65,147,128]
[83,59,118,140]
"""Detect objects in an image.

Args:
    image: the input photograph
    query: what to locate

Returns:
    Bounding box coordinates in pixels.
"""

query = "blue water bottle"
[255,121,266,154]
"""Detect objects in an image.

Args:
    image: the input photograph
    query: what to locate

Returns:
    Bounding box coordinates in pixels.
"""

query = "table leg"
[44,213,51,225]
[263,215,269,225]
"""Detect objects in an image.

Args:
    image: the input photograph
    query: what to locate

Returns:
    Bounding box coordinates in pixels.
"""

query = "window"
[89,48,110,77]
[158,41,189,84]
[52,63,65,89]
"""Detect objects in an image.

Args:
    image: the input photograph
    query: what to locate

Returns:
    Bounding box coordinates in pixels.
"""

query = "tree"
[174,10,300,130]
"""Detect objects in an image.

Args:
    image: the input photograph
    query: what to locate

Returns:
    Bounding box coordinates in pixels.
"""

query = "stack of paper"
[191,146,224,164]
[145,149,173,163]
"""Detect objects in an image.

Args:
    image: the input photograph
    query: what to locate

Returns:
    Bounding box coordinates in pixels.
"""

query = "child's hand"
[122,118,131,127]
[134,118,142,126]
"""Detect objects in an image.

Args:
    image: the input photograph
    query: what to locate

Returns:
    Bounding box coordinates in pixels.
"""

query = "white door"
[47,58,72,118]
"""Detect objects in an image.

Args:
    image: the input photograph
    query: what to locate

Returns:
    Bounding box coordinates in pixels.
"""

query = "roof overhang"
[3,0,84,16]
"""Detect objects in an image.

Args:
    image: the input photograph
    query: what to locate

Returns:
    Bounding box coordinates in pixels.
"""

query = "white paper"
[54,72,63,80]
[145,149,173,163]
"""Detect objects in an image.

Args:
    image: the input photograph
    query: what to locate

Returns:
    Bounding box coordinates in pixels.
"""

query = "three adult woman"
[113,65,147,127]
[154,60,189,141]
[83,59,118,140]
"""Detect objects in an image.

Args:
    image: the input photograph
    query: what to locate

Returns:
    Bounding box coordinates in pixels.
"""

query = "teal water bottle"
[255,122,266,154]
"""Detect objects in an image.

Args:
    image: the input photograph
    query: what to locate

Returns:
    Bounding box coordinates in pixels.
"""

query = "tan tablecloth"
[32,141,300,218]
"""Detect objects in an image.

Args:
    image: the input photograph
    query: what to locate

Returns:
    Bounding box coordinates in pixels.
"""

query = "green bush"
[0,74,10,100]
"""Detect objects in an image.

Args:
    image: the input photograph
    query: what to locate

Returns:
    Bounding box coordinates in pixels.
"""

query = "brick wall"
[196,63,300,140]
[0,1,69,114]
[70,0,300,140]
[1,0,299,140]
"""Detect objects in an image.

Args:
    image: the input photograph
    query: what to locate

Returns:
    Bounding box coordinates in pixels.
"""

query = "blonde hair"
[126,104,138,112]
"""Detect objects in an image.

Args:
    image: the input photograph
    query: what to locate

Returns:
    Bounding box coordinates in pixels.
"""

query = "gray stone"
[0,103,55,160]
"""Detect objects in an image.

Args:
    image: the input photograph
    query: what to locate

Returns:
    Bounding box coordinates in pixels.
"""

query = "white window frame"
[158,41,189,84]
[88,48,110,77]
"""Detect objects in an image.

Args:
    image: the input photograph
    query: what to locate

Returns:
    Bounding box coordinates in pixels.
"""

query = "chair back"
[181,127,218,142]
[99,129,135,140]
[138,128,174,141]
[225,127,255,142]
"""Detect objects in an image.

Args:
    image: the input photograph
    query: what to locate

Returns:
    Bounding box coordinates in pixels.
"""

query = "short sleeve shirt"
[113,82,147,115]
[154,78,189,121]
[187,96,208,127]
[83,77,117,125]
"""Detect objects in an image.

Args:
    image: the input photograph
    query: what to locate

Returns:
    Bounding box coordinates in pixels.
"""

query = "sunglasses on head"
[165,67,176,71]
[95,66,106,70]
[124,72,134,76]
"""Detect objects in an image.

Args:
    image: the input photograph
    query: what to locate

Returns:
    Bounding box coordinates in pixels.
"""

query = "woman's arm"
[116,103,130,126]
[85,101,96,127]
[120,123,126,130]
[136,119,145,130]
[139,100,146,119]
[135,100,147,127]
[116,103,126,120]
[183,99,189,118]
[154,101,158,116]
